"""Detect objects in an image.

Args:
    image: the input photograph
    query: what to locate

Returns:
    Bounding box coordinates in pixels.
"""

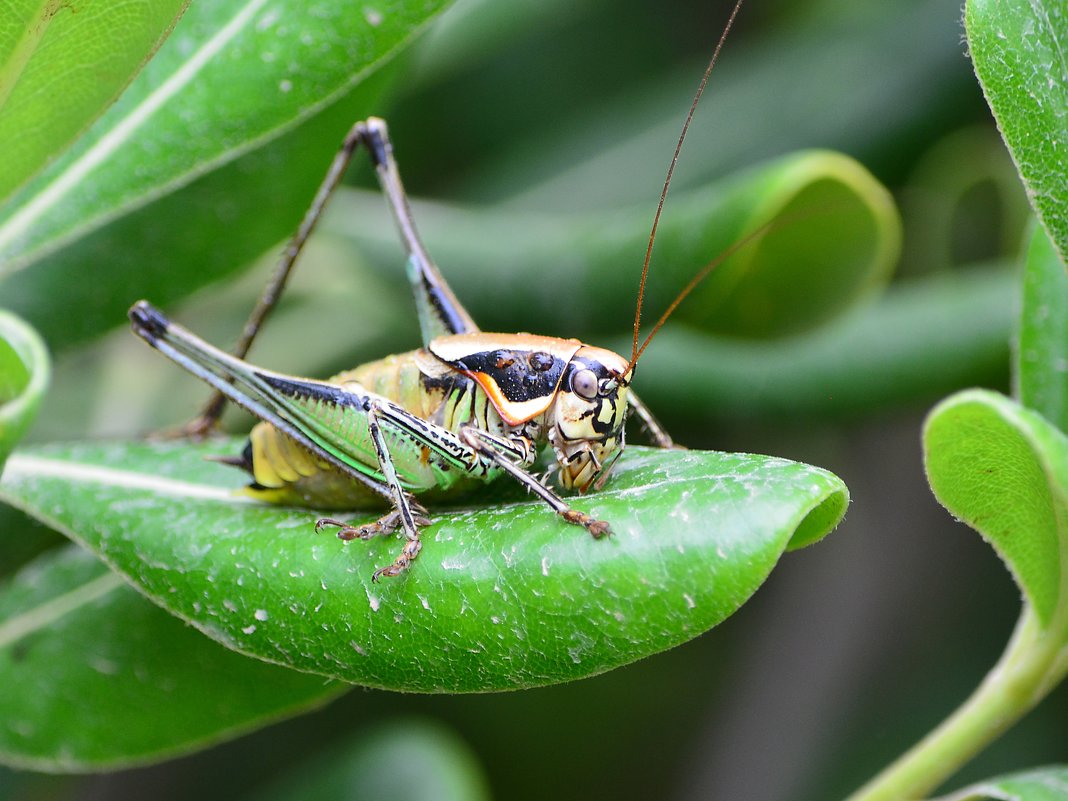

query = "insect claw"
[372,536,422,581]
[561,508,613,539]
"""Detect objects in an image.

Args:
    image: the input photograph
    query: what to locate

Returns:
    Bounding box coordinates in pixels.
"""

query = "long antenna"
[631,216,778,365]
[629,0,745,371]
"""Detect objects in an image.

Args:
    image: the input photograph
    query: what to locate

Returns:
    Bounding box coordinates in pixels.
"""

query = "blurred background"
[1,0,1050,797]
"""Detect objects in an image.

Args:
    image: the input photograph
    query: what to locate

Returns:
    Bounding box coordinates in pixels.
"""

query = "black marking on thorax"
[450,349,566,403]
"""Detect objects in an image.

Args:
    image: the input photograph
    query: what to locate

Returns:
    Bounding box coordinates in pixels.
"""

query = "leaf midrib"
[0,569,121,648]
[0,0,271,264]
[2,452,252,502]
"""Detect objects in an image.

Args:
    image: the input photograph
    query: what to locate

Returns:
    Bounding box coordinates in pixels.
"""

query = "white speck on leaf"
[683,593,696,609]
[256,7,280,30]
[223,599,237,613]
[254,609,269,621]
[568,631,594,664]
[363,7,383,26]
[242,624,256,634]
[90,658,119,675]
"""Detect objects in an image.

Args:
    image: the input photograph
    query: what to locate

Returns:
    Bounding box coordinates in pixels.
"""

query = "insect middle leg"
[627,389,679,449]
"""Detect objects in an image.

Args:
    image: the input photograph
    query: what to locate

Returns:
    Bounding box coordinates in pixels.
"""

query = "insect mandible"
[128,1,745,581]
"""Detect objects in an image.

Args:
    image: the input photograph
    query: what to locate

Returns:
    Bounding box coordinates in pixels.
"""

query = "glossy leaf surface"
[0,545,345,772]
[0,441,848,692]
[0,0,449,354]
[0,0,189,201]
[0,311,48,472]
[967,0,1068,261]
[0,0,453,276]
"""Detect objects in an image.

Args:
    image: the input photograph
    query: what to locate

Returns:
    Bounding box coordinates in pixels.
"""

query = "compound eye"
[570,368,599,400]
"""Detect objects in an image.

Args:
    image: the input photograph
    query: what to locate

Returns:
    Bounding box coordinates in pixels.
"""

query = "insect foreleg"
[459,427,612,540]
[627,389,679,449]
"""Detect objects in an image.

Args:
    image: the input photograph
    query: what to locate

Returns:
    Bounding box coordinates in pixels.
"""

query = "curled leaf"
[0,441,848,692]
[338,149,901,341]
[924,389,1068,627]
[0,310,49,472]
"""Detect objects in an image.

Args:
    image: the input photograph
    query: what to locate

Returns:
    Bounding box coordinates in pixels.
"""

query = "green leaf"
[0,310,49,472]
[0,71,396,352]
[0,0,189,202]
[1017,225,1068,429]
[256,719,490,801]
[334,149,901,341]
[940,766,1068,800]
[0,544,345,771]
[0,441,848,692]
[924,389,1068,626]
[0,0,454,276]
[967,0,1068,262]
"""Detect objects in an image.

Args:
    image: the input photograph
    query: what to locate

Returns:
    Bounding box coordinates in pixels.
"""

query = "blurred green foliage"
[0,0,1053,798]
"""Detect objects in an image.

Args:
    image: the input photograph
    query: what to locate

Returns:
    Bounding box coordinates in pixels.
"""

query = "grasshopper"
[130,2,744,581]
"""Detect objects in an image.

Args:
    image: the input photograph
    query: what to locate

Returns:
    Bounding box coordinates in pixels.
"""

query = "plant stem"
[843,608,1066,801]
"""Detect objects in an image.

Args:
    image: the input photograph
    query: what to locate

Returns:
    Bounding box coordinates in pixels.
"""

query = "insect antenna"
[630,216,785,366]
[629,0,746,374]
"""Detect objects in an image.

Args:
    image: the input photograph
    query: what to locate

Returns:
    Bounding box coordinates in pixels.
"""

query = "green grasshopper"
[130,2,744,581]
